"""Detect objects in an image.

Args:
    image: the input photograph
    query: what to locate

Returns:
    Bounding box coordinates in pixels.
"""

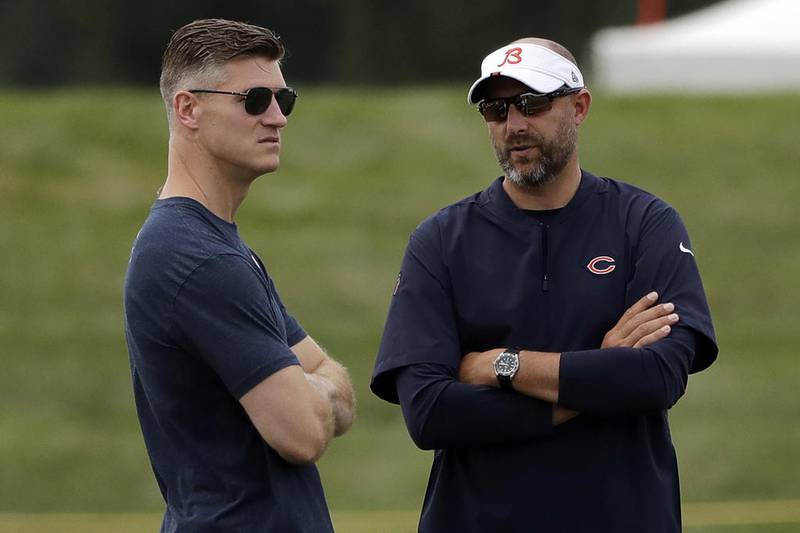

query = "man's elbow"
[273,403,335,465]
[630,373,687,413]
[409,433,438,451]
[278,441,327,465]
[274,421,332,465]
[407,429,434,451]
[649,356,689,411]
[638,337,694,412]
[658,377,687,411]
[403,412,441,451]
[612,349,689,414]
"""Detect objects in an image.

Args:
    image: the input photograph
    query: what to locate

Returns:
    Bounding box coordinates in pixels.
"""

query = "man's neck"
[502,159,582,211]
[160,142,252,223]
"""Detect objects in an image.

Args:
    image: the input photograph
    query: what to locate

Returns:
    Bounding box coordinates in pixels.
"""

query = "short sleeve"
[248,250,307,347]
[625,203,718,372]
[371,218,463,403]
[265,274,307,347]
[172,254,300,399]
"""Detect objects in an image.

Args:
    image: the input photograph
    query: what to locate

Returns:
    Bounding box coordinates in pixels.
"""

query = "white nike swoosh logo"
[679,242,694,256]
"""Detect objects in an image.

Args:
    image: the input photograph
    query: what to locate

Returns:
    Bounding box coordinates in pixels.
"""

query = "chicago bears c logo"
[587,256,616,275]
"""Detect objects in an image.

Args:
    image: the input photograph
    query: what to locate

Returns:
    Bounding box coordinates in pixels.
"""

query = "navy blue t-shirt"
[124,197,333,533]
[371,171,718,533]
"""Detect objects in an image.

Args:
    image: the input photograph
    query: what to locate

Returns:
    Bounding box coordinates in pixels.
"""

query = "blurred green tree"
[0,0,721,86]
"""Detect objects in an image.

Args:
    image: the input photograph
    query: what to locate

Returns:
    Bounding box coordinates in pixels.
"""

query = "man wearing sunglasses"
[372,38,717,532]
[124,19,354,532]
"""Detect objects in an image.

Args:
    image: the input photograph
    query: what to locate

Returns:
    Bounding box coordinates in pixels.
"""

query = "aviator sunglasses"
[477,87,582,122]
[188,87,298,116]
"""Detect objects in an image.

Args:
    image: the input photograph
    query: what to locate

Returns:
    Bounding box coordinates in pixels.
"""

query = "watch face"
[495,353,519,377]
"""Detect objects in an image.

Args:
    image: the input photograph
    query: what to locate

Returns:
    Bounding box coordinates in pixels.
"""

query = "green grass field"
[0,87,798,530]
[2,501,800,532]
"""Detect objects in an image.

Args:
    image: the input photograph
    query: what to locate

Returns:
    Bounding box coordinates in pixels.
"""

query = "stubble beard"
[494,118,577,189]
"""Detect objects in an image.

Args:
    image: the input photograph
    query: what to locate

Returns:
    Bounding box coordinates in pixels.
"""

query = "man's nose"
[504,103,528,133]
[260,98,288,128]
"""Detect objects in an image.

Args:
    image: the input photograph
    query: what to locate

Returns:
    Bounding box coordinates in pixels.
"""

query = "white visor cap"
[467,43,584,104]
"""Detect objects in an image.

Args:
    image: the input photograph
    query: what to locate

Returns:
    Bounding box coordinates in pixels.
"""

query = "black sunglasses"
[188,87,298,116]
[477,87,582,122]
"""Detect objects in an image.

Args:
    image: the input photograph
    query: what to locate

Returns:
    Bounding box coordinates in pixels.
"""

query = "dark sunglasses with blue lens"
[189,87,298,116]
[478,87,582,122]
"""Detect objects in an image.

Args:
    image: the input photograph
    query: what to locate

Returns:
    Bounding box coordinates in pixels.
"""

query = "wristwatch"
[493,348,520,390]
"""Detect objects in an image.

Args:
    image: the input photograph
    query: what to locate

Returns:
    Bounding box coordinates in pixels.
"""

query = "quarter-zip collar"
[478,169,605,228]
[476,170,606,291]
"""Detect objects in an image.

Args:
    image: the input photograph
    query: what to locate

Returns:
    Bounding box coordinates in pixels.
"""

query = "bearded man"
[370,37,717,533]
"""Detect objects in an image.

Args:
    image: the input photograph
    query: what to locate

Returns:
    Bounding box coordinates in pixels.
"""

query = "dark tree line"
[0,0,720,86]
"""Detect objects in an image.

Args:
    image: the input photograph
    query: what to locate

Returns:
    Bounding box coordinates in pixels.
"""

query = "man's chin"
[253,157,281,176]
[505,167,553,189]
[509,162,543,179]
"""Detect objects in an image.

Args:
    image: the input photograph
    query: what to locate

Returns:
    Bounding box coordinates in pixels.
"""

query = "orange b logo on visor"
[498,47,523,67]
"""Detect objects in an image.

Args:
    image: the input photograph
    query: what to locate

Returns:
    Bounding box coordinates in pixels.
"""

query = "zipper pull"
[541,223,550,292]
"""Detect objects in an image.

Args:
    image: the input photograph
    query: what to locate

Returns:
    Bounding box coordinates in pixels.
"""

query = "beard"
[493,116,577,189]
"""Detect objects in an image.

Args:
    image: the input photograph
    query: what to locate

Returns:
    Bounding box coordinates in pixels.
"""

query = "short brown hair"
[159,19,285,125]
[511,37,578,66]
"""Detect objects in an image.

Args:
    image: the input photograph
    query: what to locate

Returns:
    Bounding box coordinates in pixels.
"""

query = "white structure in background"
[590,0,800,93]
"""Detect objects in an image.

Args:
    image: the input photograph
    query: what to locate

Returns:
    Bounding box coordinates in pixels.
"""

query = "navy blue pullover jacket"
[372,171,717,533]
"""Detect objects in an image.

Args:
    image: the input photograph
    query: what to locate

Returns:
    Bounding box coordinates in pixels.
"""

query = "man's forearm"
[292,336,356,437]
[458,293,688,416]
[461,329,696,417]
[511,350,561,403]
[396,363,563,450]
[459,348,561,402]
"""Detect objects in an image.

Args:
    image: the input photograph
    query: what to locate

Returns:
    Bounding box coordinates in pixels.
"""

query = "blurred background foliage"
[1,0,718,87]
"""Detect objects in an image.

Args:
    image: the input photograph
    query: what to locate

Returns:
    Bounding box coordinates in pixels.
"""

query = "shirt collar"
[480,169,603,226]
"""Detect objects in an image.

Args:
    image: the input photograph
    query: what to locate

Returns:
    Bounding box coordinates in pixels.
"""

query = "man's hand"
[305,371,336,398]
[293,336,356,437]
[601,291,678,349]
[304,363,356,437]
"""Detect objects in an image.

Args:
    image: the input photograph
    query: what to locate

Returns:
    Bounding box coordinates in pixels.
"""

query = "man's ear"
[573,89,592,126]
[173,91,200,130]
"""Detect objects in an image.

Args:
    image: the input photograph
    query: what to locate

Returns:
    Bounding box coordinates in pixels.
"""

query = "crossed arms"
[178,255,355,466]
[240,336,356,464]
[395,293,696,450]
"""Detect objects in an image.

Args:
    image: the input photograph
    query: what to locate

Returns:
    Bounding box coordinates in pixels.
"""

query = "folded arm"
[458,292,689,417]
[239,335,355,464]
[171,255,347,465]
[395,362,555,450]
[558,328,696,415]
[393,292,682,450]
[240,364,335,464]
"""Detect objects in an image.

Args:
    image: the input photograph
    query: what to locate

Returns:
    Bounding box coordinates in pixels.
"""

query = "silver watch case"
[493,349,520,383]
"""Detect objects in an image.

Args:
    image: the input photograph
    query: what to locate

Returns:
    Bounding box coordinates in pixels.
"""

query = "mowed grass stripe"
[1,501,799,532]
[683,500,800,526]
